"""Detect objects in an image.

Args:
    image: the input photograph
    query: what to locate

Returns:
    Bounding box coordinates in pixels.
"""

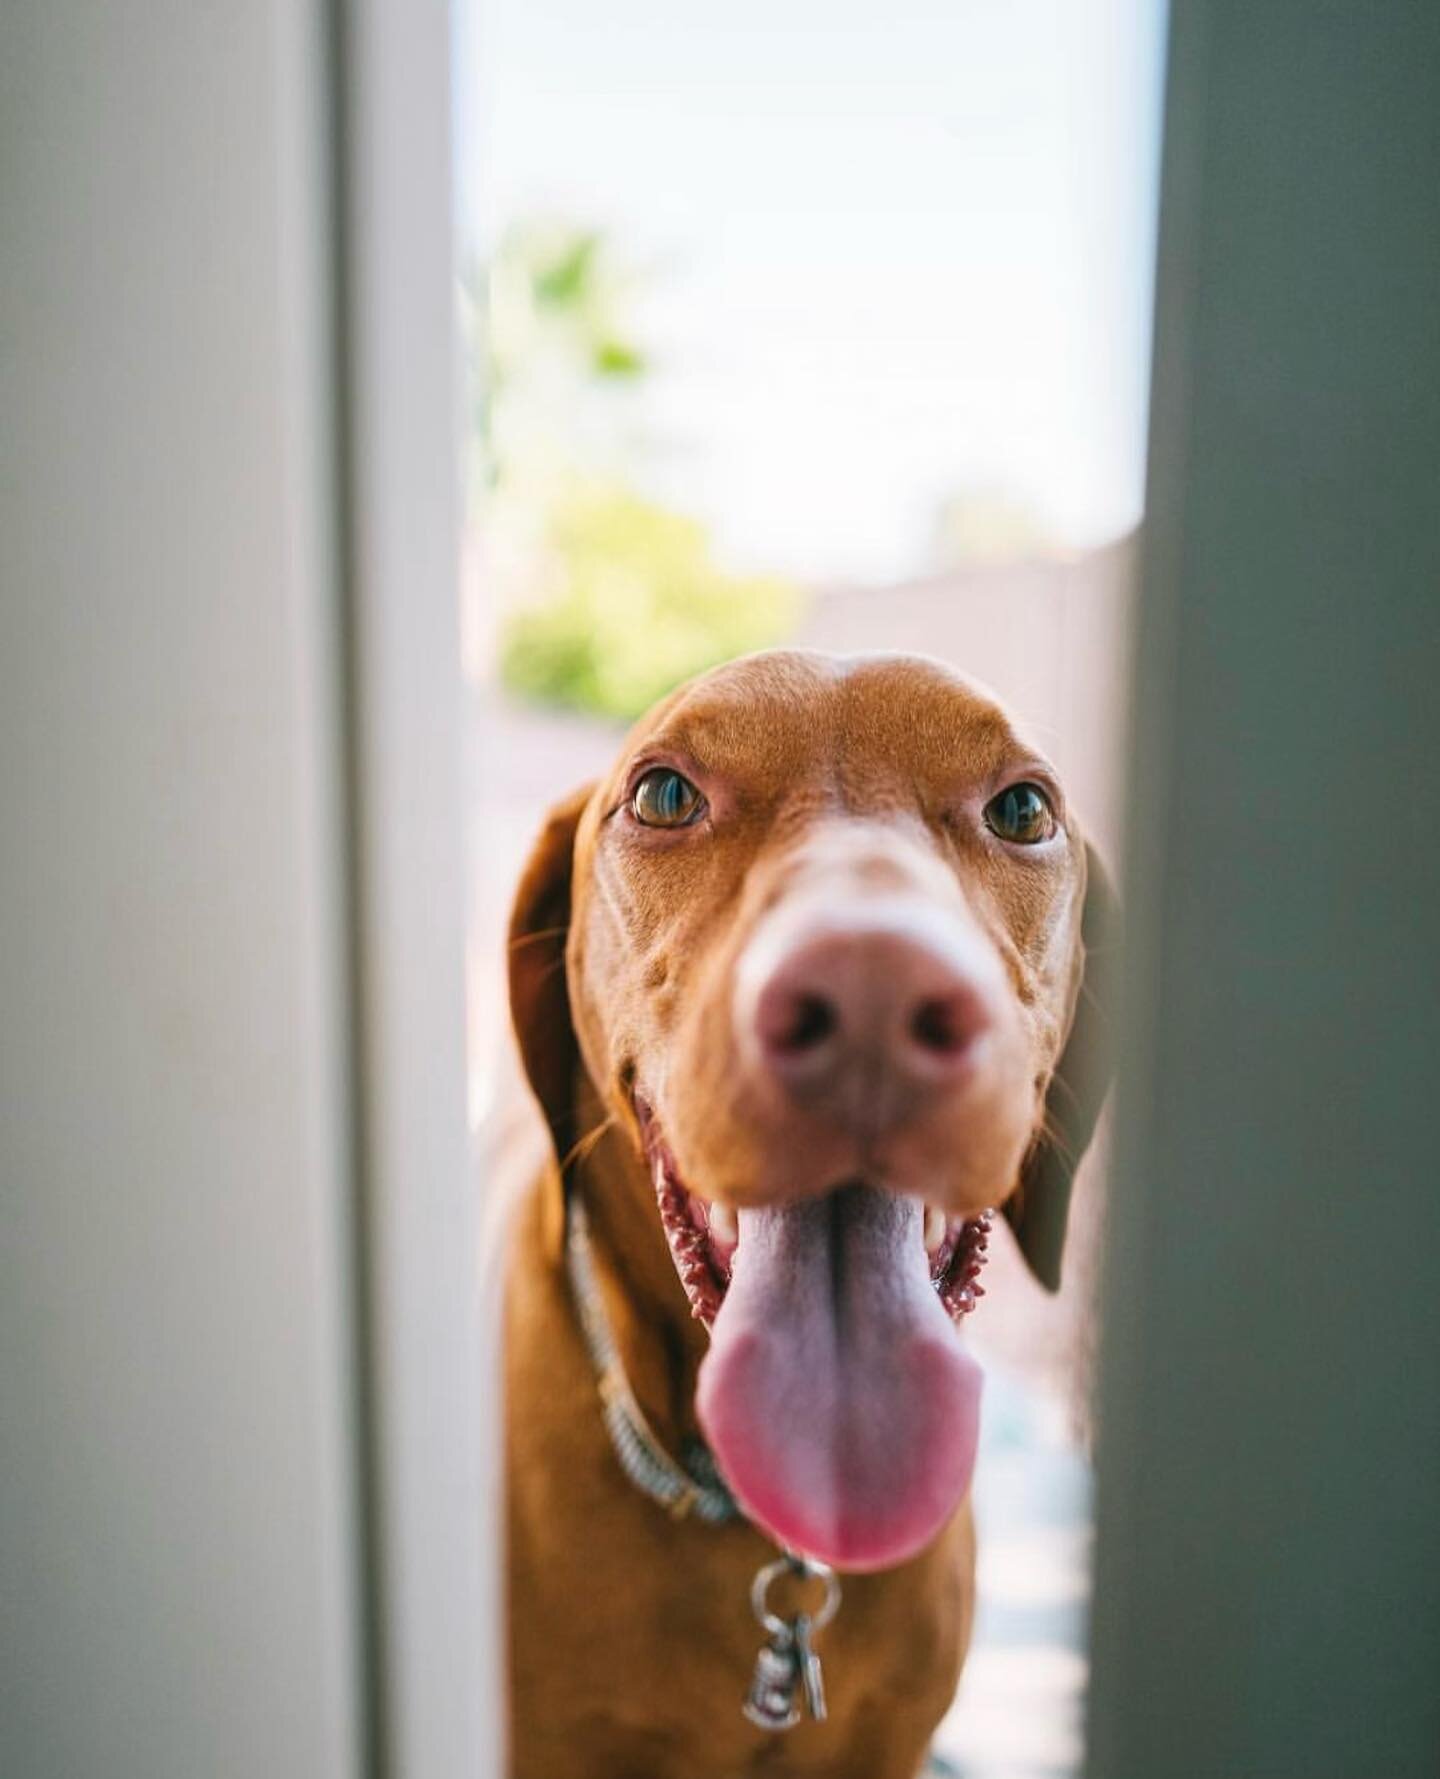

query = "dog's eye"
[984,781,1057,845]
[631,766,705,829]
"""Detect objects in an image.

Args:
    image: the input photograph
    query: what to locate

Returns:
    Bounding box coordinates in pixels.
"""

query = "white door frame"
[1089,6,1440,1775]
[1,4,496,1776]
[333,0,497,1773]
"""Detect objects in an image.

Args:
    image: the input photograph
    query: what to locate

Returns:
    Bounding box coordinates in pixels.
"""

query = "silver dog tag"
[742,1612,828,1732]
[744,1551,840,1732]
[743,1626,803,1732]
[792,1613,827,1723]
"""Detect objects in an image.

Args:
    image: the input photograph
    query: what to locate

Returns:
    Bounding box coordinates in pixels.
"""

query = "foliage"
[500,483,800,721]
[471,220,651,498]
[470,218,802,717]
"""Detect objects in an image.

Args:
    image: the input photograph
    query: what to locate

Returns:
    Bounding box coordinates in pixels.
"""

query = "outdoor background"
[456,5,1165,1773]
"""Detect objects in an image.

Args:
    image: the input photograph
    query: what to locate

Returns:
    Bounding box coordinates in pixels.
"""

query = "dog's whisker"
[559,1114,618,1179]
[507,925,570,954]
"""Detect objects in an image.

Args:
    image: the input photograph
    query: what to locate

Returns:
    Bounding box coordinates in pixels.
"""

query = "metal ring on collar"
[751,1553,841,1637]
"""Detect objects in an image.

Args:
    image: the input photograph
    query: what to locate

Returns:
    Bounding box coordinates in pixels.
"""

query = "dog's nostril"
[910,995,970,1055]
[745,921,995,1090]
[779,989,836,1053]
[774,992,838,1054]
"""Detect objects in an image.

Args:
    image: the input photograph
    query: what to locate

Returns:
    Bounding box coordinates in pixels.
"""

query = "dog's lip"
[635,1096,991,1327]
[646,1131,730,1327]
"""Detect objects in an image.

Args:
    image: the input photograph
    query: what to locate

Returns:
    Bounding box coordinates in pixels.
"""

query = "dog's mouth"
[638,1103,992,1572]
[645,1121,991,1329]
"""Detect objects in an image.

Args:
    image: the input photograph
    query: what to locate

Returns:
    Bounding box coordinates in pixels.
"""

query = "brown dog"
[504,650,1115,1778]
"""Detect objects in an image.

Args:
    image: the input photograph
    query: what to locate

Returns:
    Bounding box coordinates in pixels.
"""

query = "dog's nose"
[741,911,997,1116]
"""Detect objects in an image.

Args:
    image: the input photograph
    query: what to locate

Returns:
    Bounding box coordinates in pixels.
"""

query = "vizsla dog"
[504,650,1115,1778]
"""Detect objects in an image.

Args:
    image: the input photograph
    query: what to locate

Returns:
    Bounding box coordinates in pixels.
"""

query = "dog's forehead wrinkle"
[644,648,840,738]
[626,653,1059,817]
[638,697,832,789]
[833,662,1043,794]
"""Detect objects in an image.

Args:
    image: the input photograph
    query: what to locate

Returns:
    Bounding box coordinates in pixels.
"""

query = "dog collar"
[565,1193,739,1523]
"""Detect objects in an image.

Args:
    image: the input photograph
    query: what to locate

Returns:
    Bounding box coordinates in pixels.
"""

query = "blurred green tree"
[465,219,801,719]
[502,483,799,720]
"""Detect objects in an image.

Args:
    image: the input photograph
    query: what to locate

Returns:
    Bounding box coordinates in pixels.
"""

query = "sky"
[454,0,1167,585]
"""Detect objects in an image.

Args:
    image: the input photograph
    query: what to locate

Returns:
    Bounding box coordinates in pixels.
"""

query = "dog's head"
[510,650,1116,1569]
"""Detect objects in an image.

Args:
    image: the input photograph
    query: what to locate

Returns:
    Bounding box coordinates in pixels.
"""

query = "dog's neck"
[568,1075,711,1447]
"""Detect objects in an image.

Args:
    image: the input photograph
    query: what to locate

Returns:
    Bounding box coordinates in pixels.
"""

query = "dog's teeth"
[708,1200,738,1247]
[924,1205,947,1256]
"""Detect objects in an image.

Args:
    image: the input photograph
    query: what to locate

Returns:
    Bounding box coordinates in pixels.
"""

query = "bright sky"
[455,0,1166,584]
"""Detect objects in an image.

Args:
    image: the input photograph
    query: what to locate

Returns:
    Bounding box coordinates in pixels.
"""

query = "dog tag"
[792,1613,827,1723]
[744,1552,841,1732]
[743,1625,802,1732]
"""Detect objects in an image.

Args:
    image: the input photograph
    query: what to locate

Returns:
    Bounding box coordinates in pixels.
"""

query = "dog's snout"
[740,904,1001,1121]
[755,930,986,1077]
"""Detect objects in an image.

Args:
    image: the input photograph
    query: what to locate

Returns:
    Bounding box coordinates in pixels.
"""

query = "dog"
[503,649,1115,1778]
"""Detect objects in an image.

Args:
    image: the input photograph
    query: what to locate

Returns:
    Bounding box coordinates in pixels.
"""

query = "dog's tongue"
[696,1186,982,1571]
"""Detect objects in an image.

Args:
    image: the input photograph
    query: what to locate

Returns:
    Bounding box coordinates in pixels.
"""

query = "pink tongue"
[696,1186,982,1572]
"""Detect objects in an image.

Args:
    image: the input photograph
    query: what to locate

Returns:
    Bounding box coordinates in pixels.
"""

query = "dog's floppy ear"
[508,783,597,1197]
[1005,841,1121,1291]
